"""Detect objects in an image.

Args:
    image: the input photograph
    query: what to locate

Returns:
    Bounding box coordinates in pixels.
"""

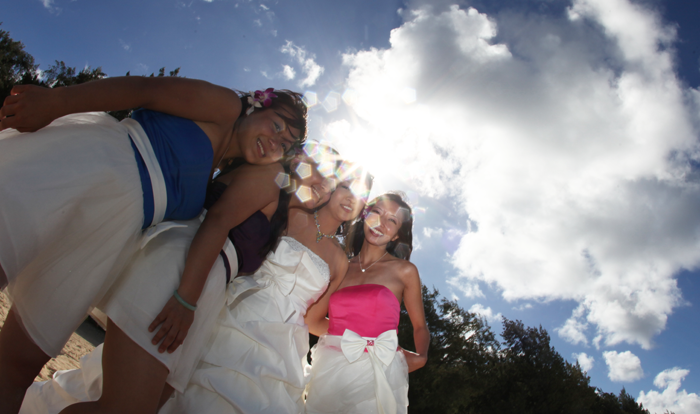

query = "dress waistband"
[320,330,399,414]
[122,118,167,228]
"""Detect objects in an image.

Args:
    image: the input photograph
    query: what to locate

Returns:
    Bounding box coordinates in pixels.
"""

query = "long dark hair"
[346,192,414,260]
[260,161,294,257]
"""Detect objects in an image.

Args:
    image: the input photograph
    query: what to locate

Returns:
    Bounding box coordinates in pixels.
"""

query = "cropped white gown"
[161,236,330,414]
[19,236,330,414]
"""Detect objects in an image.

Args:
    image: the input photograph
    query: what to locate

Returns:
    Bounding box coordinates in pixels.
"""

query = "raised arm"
[401,262,430,372]
[0,76,241,133]
[148,162,282,353]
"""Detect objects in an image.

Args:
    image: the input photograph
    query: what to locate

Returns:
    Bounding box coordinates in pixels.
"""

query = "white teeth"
[257,139,265,156]
[312,187,320,199]
[369,227,384,237]
[342,205,352,211]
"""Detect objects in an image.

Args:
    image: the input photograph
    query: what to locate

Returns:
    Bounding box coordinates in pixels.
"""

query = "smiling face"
[324,177,370,223]
[363,198,409,247]
[235,105,302,165]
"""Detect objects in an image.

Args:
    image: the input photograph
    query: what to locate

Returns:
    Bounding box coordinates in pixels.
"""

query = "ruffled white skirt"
[19,217,235,413]
[161,238,331,414]
[304,335,409,414]
[0,112,144,357]
[161,284,311,414]
[99,215,233,392]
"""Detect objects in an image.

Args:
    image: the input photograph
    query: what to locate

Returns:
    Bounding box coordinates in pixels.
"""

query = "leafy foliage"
[43,60,106,88]
[0,23,42,100]
[399,286,650,414]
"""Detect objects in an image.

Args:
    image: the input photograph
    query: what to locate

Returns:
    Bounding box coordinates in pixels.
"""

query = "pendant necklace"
[359,250,388,273]
[314,211,337,243]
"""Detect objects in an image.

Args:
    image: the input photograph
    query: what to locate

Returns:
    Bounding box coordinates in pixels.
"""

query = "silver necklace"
[314,211,337,243]
[358,250,388,273]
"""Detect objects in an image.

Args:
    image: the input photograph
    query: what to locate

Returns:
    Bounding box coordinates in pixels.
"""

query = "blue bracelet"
[173,290,197,311]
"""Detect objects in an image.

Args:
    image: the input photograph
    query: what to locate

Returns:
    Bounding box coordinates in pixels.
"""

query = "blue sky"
[4,0,700,412]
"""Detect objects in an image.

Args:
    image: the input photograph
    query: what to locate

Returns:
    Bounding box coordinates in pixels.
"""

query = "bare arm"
[148,163,282,353]
[305,255,348,336]
[400,263,430,372]
[0,76,241,133]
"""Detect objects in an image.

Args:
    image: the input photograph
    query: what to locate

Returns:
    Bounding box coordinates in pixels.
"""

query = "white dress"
[304,284,409,414]
[161,236,330,414]
[19,215,235,414]
[0,113,145,357]
[0,110,213,358]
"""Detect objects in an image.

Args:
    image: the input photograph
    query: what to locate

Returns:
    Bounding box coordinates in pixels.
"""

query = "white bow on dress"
[340,329,399,414]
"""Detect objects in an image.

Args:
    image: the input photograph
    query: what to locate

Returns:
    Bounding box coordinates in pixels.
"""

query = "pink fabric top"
[328,284,401,338]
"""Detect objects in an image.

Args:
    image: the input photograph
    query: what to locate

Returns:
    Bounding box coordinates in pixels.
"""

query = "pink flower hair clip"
[246,88,278,115]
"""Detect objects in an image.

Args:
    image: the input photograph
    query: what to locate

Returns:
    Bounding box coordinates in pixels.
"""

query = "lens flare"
[302,91,318,107]
[365,211,381,229]
[275,172,290,189]
[295,162,312,179]
[317,161,336,178]
[295,185,313,203]
[323,91,341,113]
[342,88,358,106]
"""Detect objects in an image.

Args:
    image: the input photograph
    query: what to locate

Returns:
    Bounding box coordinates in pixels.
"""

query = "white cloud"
[41,0,61,13]
[557,316,589,346]
[468,303,502,324]
[603,350,644,382]
[638,368,700,414]
[423,227,444,238]
[282,65,295,80]
[448,277,484,299]
[119,39,131,52]
[330,0,699,350]
[573,352,595,373]
[280,41,324,87]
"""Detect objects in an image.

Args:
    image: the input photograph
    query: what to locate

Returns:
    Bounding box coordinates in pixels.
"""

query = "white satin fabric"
[0,112,145,357]
[19,215,237,413]
[161,236,330,414]
[305,332,409,414]
[340,329,399,414]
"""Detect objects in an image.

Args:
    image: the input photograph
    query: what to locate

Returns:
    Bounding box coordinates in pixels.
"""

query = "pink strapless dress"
[304,284,409,414]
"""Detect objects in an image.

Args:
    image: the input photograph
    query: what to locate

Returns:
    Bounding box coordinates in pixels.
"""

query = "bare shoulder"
[328,240,349,281]
[386,255,417,273]
[387,256,420,282]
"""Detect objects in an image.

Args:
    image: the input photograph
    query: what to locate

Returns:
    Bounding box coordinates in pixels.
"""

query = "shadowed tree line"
[398,286,658,414]
[0,22,180,121]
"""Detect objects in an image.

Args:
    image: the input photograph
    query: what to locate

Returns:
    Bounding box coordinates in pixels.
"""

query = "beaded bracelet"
[173,290,197,311]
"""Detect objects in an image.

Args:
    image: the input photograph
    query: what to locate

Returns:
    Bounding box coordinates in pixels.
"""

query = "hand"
[400,348,427,373]
[0,85,63,132]
[148,295,195,354]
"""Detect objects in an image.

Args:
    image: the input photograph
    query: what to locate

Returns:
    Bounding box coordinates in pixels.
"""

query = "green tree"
[0,23,42,100]
[399,288,650,414]
[43,60,106,88]
[398,287,500,414]
[473,319,600,414]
